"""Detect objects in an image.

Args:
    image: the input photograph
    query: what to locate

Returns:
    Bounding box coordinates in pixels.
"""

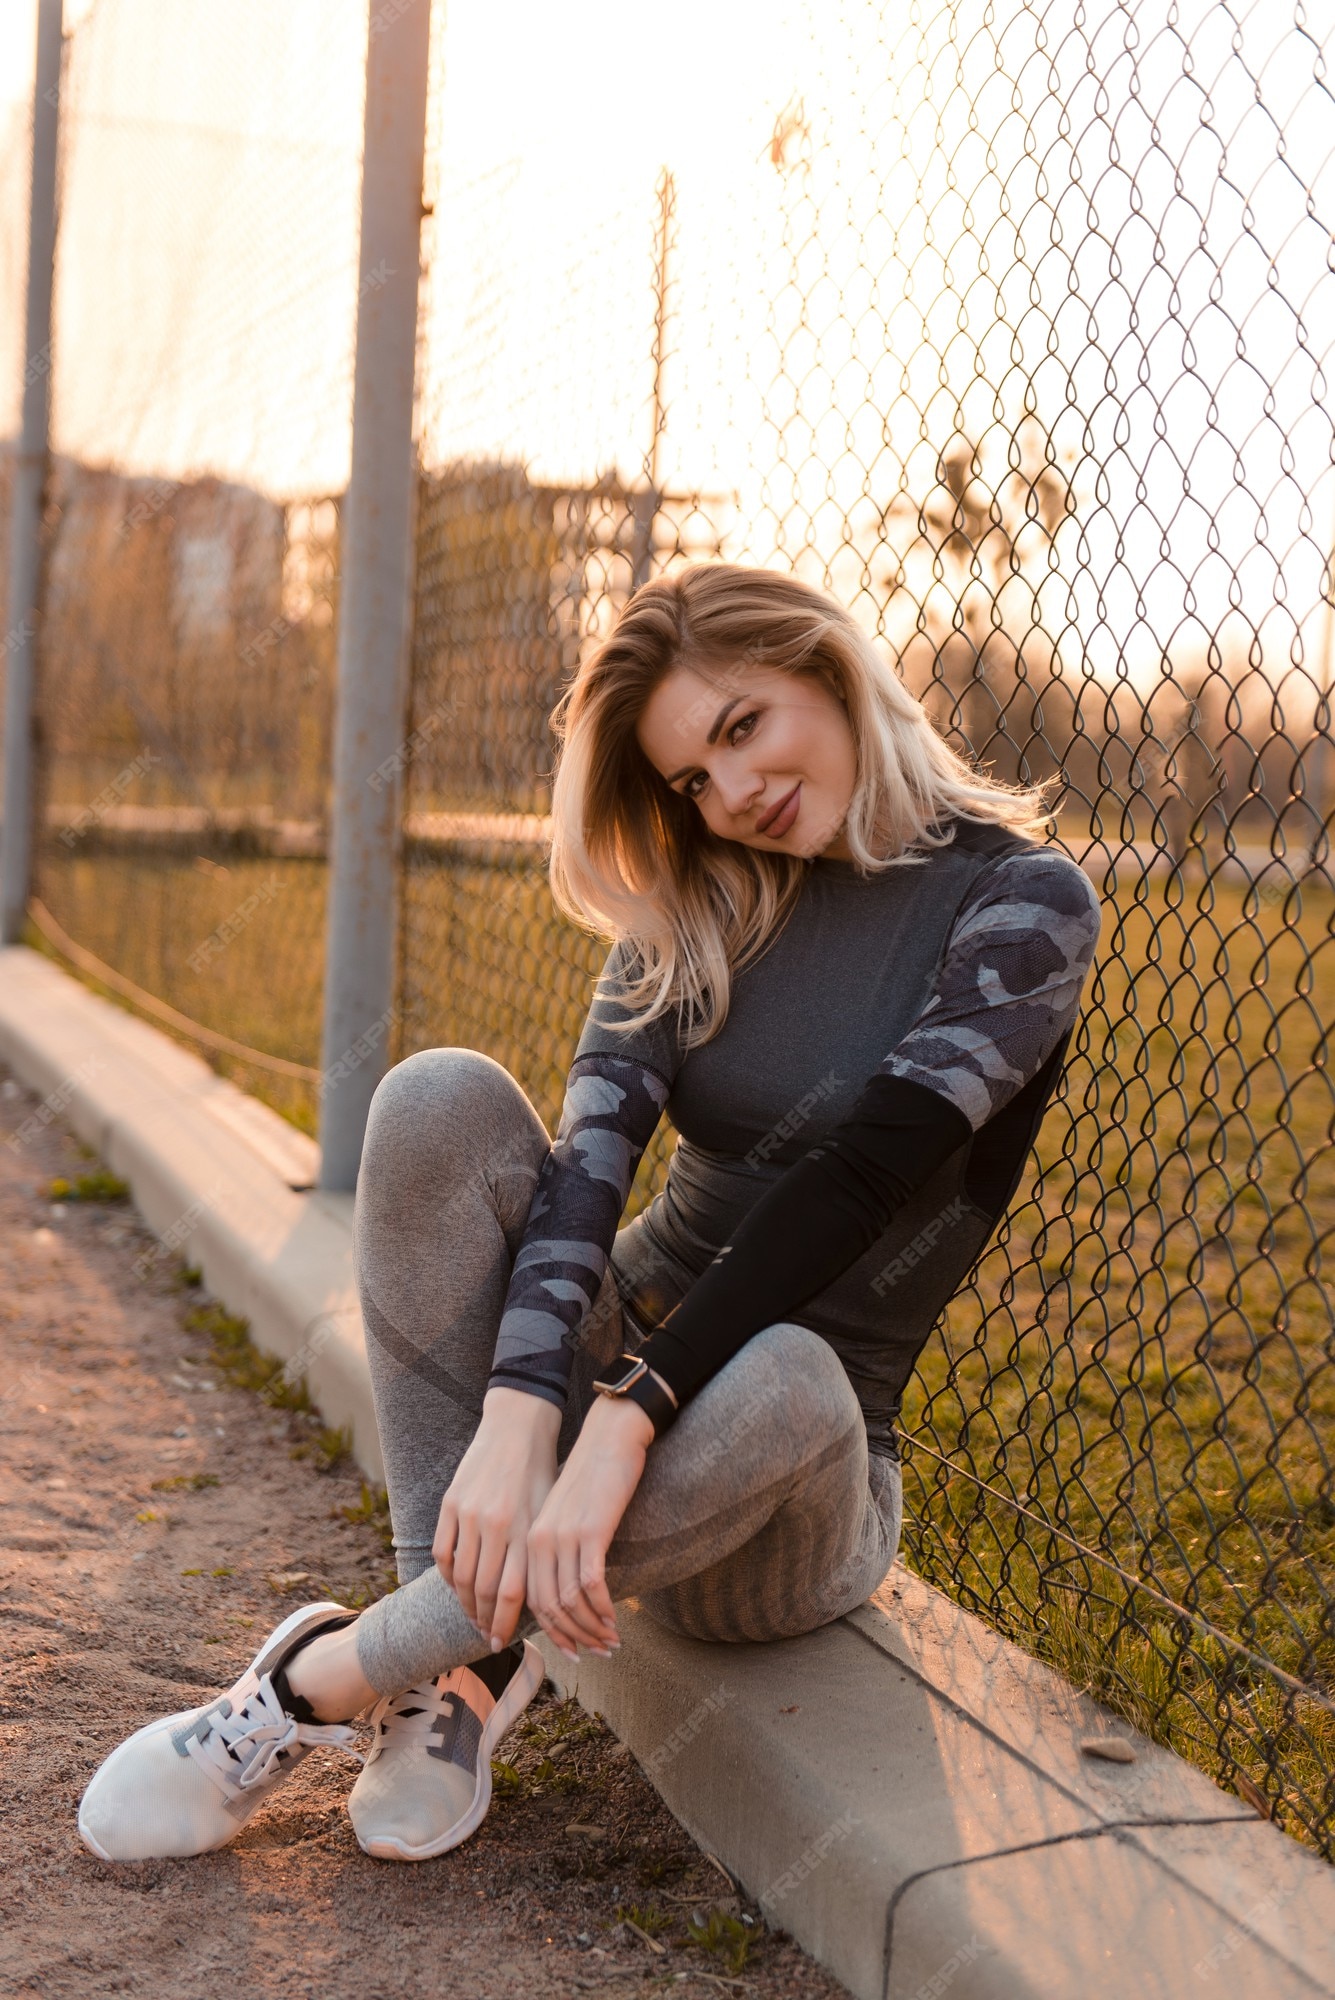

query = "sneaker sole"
[77,1599,354,1863]
[358,1639,546,1862]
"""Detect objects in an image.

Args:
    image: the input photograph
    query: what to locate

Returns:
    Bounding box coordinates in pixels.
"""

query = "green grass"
[48,1170,130,1203]
[338,1481,394,1551]
[684,1906,754,1974]
[899,867,1335,1855]
[28,841,1335,1856]
[183,1298,350,1470]
[33,850,328,1133]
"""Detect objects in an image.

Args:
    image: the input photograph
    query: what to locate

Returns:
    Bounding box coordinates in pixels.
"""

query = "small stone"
[268,1570,313,1593]
[1080,1736,1136,1763]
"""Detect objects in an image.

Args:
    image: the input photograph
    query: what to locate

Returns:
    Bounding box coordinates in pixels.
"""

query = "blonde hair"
[548,563,1059,1048]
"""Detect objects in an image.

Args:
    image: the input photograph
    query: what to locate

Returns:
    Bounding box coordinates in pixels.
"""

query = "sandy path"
[0,1060,847,2000]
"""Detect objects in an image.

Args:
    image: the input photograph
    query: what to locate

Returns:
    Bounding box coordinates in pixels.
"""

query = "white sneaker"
[78,1601,362,1861]
[348,1638,545,1861]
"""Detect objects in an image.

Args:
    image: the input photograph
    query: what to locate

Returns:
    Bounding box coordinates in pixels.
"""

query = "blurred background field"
[2,0,1333,1857]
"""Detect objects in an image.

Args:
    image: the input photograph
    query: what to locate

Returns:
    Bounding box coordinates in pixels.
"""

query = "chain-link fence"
[2,0,1332,1858]
[399,0,1335,1860]
[0,0,372,1129]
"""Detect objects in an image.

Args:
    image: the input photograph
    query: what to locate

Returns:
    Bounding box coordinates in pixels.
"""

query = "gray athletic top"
[488,813,1102,1458]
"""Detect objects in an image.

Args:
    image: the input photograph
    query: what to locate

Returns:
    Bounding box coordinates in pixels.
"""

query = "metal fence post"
[317,0,432,1191]
[1,0,63,946]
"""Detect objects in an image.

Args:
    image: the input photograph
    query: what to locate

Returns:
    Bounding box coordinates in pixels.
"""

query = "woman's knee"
[361,1046,541,1195]
[704,1321,862,1443]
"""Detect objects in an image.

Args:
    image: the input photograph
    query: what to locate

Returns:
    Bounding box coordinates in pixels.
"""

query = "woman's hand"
[433,1386,563,1650]
[526,1393,654,1660]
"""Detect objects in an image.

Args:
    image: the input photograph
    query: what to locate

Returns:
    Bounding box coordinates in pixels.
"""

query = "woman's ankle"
[282,1618,377,1723]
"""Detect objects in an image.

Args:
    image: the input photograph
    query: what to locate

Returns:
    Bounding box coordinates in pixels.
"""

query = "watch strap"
[592,1354,679,1438]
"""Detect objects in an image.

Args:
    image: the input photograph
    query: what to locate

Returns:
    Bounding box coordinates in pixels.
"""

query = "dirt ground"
[0,1061,849,2000]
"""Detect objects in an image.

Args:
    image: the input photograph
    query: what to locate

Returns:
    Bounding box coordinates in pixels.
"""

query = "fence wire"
[400,0,1335,1859]
[4,0,369,1129]
[1,0,1332,1859]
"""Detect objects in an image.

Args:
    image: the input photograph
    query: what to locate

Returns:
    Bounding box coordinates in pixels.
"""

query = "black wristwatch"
[591,1354,680,1439]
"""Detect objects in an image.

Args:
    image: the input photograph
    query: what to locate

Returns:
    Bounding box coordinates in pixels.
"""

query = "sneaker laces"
[371,1677,460,1747]
[185,1675,362,1799]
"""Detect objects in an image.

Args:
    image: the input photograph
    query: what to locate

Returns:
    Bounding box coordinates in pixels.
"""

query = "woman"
[78,563,1101,1864]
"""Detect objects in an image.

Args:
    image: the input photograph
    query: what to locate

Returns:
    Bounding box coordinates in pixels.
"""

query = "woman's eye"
[682,712,758,799]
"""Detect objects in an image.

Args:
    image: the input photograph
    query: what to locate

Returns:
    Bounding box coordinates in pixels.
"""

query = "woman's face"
[635,661,858,860]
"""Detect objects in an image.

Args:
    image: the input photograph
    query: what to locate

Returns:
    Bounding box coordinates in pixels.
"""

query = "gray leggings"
[351,1048,903,1696]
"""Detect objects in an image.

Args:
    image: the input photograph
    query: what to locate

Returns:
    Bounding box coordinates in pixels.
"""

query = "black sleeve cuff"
[635,1074,971,1407]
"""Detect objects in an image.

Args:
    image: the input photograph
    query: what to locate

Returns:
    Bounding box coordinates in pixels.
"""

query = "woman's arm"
[631,847,1103,1408]
[436,939,679,1650]
[486,1051,670,1408]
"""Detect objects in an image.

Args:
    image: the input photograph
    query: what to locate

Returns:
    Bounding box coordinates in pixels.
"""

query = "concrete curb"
[1,941,1330,1999]
[0,945,380,1483]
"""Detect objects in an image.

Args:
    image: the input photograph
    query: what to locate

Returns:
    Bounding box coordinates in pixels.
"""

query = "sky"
[1,0,1334,696]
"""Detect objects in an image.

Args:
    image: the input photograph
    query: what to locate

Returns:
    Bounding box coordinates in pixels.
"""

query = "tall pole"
[317,0,433,1191]
[1305,479,1335,874]
[632,167,674,593]
[1,0,63,944]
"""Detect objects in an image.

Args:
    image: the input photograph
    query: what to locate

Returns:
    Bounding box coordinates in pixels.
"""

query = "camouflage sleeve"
[487,1049,671,1410]
[878,849,1102,1130]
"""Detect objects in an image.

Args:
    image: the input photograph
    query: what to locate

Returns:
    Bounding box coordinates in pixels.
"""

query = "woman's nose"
[715,768,764,818]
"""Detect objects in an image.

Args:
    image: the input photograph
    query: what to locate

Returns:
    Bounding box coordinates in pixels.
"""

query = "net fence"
[2,0,369,1129]
[399,0,1335,1858]
[1,0,1332,1857]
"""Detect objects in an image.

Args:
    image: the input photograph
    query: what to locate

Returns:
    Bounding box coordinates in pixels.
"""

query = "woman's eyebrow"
[665,697,746,784]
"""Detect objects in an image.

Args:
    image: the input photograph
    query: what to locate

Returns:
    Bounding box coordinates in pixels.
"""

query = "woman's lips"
[758,783,801,836]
